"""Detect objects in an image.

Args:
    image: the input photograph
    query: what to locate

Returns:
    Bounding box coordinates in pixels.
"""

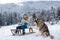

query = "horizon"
[0,0,60,4]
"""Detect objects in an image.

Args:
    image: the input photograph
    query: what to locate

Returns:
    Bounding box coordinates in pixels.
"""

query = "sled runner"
[11,28,35,35]
[12,32,35,36]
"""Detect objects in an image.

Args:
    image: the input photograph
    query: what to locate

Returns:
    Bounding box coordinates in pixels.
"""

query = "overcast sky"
[0,0,60,4]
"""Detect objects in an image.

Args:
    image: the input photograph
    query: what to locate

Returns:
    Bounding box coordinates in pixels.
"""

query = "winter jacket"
[19,16,32,28]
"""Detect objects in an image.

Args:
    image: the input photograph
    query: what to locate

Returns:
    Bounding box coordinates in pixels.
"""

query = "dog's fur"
[34,18,54,39]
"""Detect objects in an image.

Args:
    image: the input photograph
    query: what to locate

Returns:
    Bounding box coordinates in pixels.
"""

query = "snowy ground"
[0,22,60,40]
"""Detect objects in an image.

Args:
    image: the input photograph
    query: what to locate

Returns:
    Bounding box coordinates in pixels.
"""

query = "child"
[15,14,29,35]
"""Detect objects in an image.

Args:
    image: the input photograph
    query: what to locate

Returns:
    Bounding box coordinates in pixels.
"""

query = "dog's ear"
[34,18,37,21]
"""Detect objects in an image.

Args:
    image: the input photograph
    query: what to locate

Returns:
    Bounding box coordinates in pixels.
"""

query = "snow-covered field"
[0,22,60,40]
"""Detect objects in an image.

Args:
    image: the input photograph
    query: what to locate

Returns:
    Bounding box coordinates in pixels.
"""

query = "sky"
[0,0,60,4]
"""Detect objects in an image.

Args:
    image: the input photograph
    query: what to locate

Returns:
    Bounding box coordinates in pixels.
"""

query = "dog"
[34,18,54,39]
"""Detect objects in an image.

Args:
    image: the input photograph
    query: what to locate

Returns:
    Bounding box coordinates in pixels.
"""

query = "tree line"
[0,6,60,26]
[0,12,21,26]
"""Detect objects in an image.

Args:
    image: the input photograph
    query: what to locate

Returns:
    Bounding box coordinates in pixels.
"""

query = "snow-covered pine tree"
[0,13,2,26]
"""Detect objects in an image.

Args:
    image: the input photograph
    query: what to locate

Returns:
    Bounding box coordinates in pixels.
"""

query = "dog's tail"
[49,35,54,39]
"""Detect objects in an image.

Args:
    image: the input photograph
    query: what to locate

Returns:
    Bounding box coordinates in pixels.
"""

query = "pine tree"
[40,9,45,21]
[0,13,2,26]
[32,13,36,20]
[13,12,17,24]
[57,7,60,20]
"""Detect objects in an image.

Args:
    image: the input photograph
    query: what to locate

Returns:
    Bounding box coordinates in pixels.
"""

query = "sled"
[12,32,35,36]
[11,29,21,35]
[11,28,35,35]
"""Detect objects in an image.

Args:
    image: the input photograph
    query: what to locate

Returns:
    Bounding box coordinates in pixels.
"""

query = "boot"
[15,30,17,34]
[23,32,25,35]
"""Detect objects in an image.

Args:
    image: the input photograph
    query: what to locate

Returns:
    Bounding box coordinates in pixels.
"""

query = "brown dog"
[34,18,54,39]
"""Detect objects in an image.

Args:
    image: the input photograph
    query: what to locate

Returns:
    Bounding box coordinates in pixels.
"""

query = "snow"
[0,22,60,40]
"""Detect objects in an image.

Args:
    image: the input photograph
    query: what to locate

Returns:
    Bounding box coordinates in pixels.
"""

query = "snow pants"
[16,23,27,33]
